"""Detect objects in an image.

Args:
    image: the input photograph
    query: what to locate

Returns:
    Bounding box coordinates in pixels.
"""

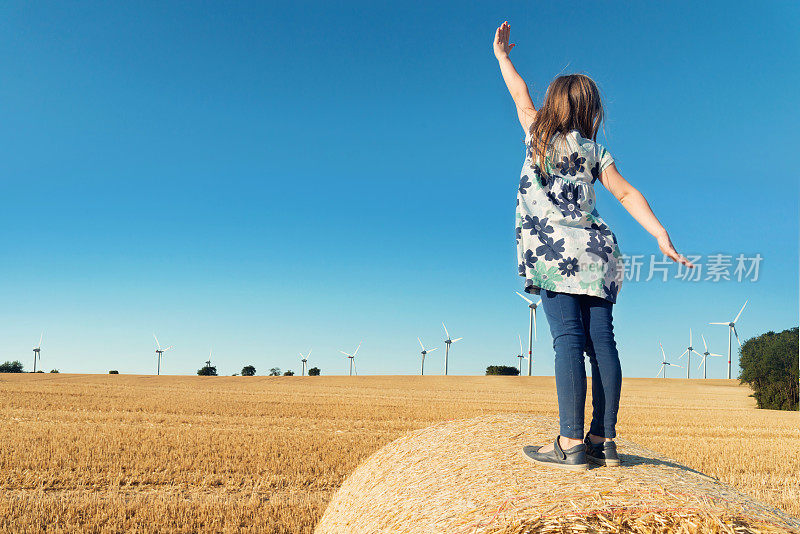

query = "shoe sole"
[520,449,589,471]
[587,455,620,467]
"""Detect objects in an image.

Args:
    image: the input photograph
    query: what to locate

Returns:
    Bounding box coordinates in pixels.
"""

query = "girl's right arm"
[600,163,695,268]
[493,21,537,134]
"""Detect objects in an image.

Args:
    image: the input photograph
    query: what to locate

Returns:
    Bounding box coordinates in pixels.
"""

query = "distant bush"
[0,361,24,373]
[197,365,218,376]
[109,370,119,374]
[241,365,256,376]
[308,367,321,376]
[268,367,281,376]
[283,370,295,376]
[739,327,798,410]
[49,369,59,373]
[35,370,44,373]
[485,365,520,376]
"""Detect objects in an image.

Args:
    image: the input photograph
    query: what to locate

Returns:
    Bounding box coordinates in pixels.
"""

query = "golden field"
[1,374,798,533]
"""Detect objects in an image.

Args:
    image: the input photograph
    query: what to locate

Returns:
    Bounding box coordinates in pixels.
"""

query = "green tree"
[308,367,321,376]
[49,369,59,373]
[283,370,295,376]
[485,365,520,376]
[109,370,119,374]
[0,360,24,373]
[197,365,218,376]
[241,365,256,376]
[268,367,281,376]
[739,327,798,410]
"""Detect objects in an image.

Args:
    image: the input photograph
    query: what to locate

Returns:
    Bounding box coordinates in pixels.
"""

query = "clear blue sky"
[1,1,797,377]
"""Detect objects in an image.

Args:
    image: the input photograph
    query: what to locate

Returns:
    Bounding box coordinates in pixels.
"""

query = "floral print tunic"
[516,129,623,303]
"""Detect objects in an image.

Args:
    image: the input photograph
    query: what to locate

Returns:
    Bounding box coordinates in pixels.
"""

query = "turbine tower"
[656,342,683,378]
[441,322,462,375]
[515,292,541,376]
[417,337,438,375]
[696,334,723,379]
[299,349,311,376]
[516,334,525,374]
[677,329,702,379]
[153,333,173,376]
[339,342,361,376]
[709,300,747,379]
[32,331,43,373]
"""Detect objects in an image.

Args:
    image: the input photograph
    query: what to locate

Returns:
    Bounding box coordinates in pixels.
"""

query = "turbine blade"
[701,334,708,352]
[709,322,728,325]
[678,349,688,360]
[38,331,43,348]
[689,328,692,346]
[452,337,462,342]
[353,341,362,356]
[671,363,684,368]
[518,333,523,353]
[442,322,449,339]
[418,337,425,350]
[733,326,741,346]
[659,342,666,360]
[307,349,312,358]
[710,353,724,357]
[696,360,704,370]
[153,333,161,350]
[515,291,533,305]
[656,364,665,378]
[733,300,748,323]
[164,346,173,352]
[692,350,704,358]
[339,350,351,357]
[427,347,438,353]
[535,299,542,307]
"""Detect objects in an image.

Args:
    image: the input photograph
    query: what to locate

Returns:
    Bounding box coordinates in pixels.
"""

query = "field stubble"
[1,374,798,532]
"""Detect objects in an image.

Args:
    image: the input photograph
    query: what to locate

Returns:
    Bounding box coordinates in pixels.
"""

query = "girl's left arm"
[493,21,537,134]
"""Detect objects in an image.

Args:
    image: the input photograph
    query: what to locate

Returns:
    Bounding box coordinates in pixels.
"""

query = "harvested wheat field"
[1,374,798,533]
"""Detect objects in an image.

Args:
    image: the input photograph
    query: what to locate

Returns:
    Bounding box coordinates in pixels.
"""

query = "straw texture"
[315,414,800,534]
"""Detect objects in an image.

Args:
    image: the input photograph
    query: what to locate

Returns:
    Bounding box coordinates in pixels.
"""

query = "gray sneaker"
[584,433,620,467]
[522,436,589,471]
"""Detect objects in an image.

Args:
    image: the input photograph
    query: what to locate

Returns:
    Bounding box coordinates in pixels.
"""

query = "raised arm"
[493,21,536,134]
[599,163,695,268]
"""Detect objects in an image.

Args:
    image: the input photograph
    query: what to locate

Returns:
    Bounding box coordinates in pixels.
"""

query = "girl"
[493,21,694,471]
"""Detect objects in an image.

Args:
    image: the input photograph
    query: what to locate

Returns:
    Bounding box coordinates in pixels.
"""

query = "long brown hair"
[529,74,604,172]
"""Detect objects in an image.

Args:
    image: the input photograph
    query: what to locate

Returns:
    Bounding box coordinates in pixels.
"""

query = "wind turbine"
[339,342,361,376]
[299,349,311,376]
[515,292,541,376]
[153,334,173,376]
[709,300,747,379]
[205,349,212,368]
[656,342,683,378]
[417,337,438,375]
[696,334,724,379]
[677,329,702,379]
[516,334,525,374]
[32,331,43,373]
[442,322,462,375]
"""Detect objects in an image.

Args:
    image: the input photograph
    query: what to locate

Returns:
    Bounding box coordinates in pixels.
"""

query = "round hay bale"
[315,414,800,533]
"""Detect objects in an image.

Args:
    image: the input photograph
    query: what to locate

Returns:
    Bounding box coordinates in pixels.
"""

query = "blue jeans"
[540,290,622,440]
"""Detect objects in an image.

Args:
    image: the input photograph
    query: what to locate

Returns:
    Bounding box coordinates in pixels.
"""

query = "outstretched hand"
[658,234,695,268]
[493,21,515,59]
